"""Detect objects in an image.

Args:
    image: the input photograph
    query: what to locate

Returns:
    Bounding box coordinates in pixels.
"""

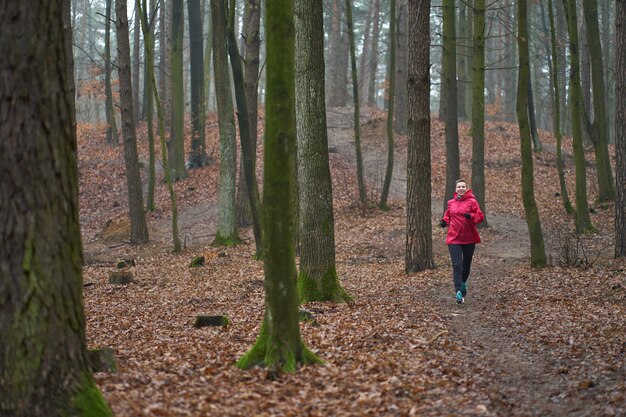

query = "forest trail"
[325,107,600,416]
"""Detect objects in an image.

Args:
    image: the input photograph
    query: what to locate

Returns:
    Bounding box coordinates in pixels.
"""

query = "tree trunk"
[294,0,351,303]
[204,2,213,112]
[358,2,373,107]
[379,0,396,210]
[471,0,488,228]
[132,2,141,122]
[502,0,517,121]
[223,0,263,254]
[583,0,615,202]
[169,0,187,180]
[516,0,547,268]
[394,0,408,134]
[368,0,381,106]
[616,0,626,257]
[236,0,262,228]
[441,0,460,213]
[580,17,592,122]
[105,0,119,145]
[159,0,171,132]
[345,0,367,205]
[144,0,156,212]
[457,0,469,120]
[0,1,112,414]
[236,0,321,371]
[188,0,209,168]
[211,0,239,245]
[548,0,575,214]
[563,0,595,233]
[116,0,149,245]
[405,0,434,273]
[327,0,343,107]
[137,0,182,252]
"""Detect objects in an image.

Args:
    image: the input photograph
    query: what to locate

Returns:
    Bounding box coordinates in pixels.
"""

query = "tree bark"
[379,0,396,210]
[132,2,141,122]
[116,0,149,244]
[548,0,574,214]
[105,0,119,145]
[471,0,488,228]
[616,0,626,257]
[563,0,595,233]
[211,0,239,245]
[394,0,408,134]
[168,0,187,180]
[144,0,156,212]
[188,0,208,168]
[236,0,321,371]
[583,0,615,202]
[405,0,434,273]
[441,0,460,213]
[0,1,113,414]
[294,0,351,303]
[345,0,367,205]
[368,0,381,106]
[516,0,547,268]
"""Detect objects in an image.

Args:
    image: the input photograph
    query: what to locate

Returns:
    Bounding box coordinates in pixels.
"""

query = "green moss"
[72,375,113,417]
[211,233,241,247]
[189,255,205,267]
[297,266,352,304]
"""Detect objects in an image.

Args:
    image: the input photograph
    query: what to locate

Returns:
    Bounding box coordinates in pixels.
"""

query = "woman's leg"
[461,244,476,284]
[448,244,464,293]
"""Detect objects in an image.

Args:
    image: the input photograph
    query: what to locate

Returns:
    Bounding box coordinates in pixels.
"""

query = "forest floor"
[78,107,625,416]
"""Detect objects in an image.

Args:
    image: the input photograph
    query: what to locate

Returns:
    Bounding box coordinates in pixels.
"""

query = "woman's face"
[456,182,467,196]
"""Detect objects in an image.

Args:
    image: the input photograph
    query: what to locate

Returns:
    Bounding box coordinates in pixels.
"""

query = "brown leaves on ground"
[79,113,625,416]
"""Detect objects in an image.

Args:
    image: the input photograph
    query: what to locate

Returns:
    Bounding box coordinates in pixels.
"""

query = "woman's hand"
[464,213,472,219]
[440,220,447,228]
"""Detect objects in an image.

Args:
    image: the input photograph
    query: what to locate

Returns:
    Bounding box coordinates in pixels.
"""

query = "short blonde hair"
[455,178,468,187]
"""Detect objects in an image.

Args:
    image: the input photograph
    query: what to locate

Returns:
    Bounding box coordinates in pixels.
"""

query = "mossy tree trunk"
[582,0,615,202]
[517,0,547,268]
[187,0,208,169]
[441,0,460,213]
[0,1,112,414]
[562,0,595,234]
[236,0,321,372]
[169,0,188,181]
[295,0,351,303]
[471,0,489,228]
[345,0,367,205]
[548,0,574,215]
[211,0,239,246]
[379,0,396,211]
[616,0,626,257]
[405,0,434,273]
[116,0,149,245]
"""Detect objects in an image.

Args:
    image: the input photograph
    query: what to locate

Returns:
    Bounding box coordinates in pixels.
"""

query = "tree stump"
[88,348,118,373]
[108,271,133,284]
[194,315,230,327]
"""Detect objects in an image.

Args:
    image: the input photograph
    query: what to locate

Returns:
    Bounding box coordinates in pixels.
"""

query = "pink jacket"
[442,190,484,244]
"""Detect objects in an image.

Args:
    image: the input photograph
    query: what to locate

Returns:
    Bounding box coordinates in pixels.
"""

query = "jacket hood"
[453,189,475,200]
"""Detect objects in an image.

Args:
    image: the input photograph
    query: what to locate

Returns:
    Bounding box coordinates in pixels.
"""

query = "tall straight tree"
[582,0,615,202]
[143,0,156,211]
[517,0,547,268]
[295,0,351,303]
[548,0,574,214]
[0,1,112,414]
[379,0,396,210]
[394,0,408,134]
[169,0,187,180]
[471,0,488,228]
[211,0,239,246]
[563,0,594,233]
[187,0,208,168]
[105,0,119,145]
[132,2,141,121]
[441,0,460,213]
[346,0,367,205]
[616,0,626,257]
[116,0,149,244]
[405,0,434,273]
[237,0,321,372]
[368,0,382,106]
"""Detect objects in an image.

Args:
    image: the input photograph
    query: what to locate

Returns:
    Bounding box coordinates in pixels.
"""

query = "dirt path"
[326,107,592,416]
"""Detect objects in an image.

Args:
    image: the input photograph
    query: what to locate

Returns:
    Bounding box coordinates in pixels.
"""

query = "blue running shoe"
[455,291,464,304]
[461,282,467,297]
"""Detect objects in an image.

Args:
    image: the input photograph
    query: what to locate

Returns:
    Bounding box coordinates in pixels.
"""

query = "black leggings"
[447,244,476,292]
